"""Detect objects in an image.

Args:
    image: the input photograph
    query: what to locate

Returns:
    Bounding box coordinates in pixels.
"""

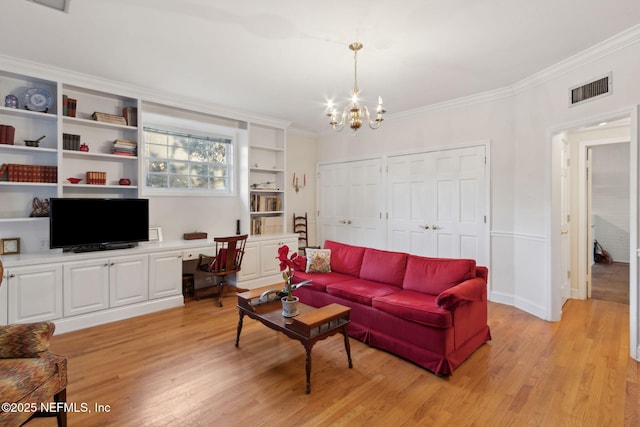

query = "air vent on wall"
[569,73,612,106]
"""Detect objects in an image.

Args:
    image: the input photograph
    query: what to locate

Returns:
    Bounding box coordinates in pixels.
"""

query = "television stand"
[67,243,137,253]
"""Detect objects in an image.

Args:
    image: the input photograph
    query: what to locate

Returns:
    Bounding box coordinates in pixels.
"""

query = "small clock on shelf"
[0,238,20,255]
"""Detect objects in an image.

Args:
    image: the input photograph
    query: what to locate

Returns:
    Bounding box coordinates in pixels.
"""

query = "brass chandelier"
[326,42,386,133]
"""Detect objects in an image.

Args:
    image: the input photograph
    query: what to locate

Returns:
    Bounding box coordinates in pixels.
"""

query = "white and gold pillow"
[305,248,332,273]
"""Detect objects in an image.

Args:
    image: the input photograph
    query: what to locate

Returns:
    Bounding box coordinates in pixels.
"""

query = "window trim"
[141,113,240,197]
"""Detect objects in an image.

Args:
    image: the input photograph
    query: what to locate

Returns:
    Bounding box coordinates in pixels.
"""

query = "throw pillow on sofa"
[305,248,332,273]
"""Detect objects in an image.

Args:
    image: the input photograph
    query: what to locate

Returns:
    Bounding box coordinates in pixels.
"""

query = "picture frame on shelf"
[0,237,20,255]
[148,227,163,243]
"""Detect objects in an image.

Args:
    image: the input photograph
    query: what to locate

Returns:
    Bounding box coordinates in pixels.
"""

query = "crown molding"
[0,52,290,129]
[512,23,640,94]
[373,24,640,124]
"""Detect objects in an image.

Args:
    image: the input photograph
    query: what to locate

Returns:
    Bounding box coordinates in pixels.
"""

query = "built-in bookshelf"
[60,84,139,195]
[0,70,143,221]
[248,124,286,236]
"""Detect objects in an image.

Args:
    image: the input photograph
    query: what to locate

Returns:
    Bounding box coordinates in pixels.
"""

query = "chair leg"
[217,281,225,307]
[55,388,67,427]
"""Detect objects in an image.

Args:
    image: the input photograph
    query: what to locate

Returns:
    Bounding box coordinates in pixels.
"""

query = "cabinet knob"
[432,225,441,230]
[419,224,430,229]
[9,273,15,278]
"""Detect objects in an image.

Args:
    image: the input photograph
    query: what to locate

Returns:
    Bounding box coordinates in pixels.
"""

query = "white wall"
[285,132,318,245]
[592,143,630,263]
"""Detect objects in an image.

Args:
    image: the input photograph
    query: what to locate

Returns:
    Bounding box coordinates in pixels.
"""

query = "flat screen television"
[49,198,149,252]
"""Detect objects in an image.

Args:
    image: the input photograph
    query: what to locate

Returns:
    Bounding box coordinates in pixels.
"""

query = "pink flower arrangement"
[277,245,305,300]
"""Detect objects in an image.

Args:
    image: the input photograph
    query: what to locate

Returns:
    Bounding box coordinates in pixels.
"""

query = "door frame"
[549,105,638,361]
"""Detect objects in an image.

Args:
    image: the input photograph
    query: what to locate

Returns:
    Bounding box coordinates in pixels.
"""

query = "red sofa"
[291,240,491,375]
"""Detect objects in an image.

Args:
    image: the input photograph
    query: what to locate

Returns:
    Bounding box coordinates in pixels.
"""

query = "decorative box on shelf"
[183,232,208,240]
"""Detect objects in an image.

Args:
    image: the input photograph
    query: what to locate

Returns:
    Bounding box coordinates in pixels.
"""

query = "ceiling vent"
[569,73,612,106]
[25,0,70,13]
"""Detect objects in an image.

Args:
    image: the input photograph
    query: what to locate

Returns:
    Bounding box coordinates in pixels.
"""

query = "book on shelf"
[0,125,16,145]
[3,163,57,183]
[251,216,283,235]
[92,112,127,125]
[62,133,81,151]
[122,107,137,127]
[250,194,282,212]
[112,139,137,156]
[86,171,107,185]
[0,164,7,180]
[62,95,68,116]
[67,98,77,117]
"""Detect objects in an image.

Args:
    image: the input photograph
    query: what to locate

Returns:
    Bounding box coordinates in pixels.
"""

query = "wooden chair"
[293,212,319,254]
[196,234,248,307]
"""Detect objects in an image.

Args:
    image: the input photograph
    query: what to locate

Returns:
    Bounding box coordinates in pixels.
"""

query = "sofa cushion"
[402,255,476,295]
[326,279,400,306]
[324,240,365,277]
[0,358,57,403]
[372,290,453,328]
[359,248,408,287]
[305,248,332,273]
[291,270,354,292]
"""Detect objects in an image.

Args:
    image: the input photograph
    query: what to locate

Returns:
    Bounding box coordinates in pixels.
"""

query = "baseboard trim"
[53,295,184,335]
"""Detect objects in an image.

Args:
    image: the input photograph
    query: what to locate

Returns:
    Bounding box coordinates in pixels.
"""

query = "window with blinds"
[143,126,234,195]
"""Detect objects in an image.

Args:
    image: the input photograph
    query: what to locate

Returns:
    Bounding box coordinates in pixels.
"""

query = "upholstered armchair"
[0,321,68,427]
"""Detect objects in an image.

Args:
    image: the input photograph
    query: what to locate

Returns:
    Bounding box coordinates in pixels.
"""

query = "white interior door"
[318,159,384,247]
[586,148,593,299]
[387,145,488,264]
[318,162,349,243]
[387,153,431,255]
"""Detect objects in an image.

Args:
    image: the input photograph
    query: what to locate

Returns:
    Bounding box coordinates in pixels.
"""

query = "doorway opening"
[580,140,630,305]
[550,106,638,362]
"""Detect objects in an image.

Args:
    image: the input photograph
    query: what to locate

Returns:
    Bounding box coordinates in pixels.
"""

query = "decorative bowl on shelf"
[119,178,131,186]
[67,178,82,184]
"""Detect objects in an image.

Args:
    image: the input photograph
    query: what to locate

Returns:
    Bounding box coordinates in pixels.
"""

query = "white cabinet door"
[63,259,109,317]
[237,242,259,282]
[0,271,7,325]
[260,240,282,277]
[235,236,297,288]
[148,251,182,299]
[8,264,63,323]
[110,255,148,307]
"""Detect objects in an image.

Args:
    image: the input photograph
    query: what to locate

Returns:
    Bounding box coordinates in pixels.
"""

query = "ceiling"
[2,0,640,134]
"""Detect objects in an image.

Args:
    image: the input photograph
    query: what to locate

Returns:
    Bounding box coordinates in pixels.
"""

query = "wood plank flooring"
[29,296,640,427]
[592,262,629,305]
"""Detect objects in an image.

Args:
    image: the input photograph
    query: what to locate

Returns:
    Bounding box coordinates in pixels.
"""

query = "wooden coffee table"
[235,285,352,393]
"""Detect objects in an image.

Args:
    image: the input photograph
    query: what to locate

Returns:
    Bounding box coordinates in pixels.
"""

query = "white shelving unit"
[0,71,58,221]
[60,84,139,195]
[0,70,141,224]
[248,124,286,236]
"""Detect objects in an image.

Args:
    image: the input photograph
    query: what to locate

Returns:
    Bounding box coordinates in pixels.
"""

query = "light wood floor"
[592,262,629,305]
[30,295,640,427]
